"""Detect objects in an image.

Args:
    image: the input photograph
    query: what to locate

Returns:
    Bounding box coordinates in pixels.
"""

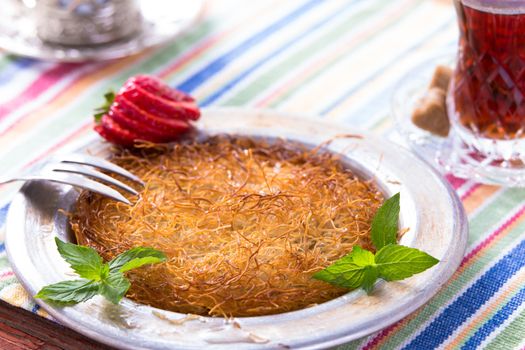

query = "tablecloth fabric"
[0,1,524,349]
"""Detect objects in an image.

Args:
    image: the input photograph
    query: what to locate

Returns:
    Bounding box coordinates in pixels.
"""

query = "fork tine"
[57,154,144,186]
[19,173,131,204]
[51,163,139,196]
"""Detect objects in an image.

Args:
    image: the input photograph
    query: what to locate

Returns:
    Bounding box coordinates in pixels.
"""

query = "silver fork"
[0,153,143,205]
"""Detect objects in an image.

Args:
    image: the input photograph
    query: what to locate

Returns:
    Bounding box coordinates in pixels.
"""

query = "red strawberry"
[109,106,174,143]
[93,75,200,147]
[128,75,194,103]
[114,96,190,134]
[96,115,140,147]
[120,85,200,121]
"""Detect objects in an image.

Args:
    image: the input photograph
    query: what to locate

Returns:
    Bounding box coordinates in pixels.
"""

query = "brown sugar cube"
[411,87,450,137]
[429,65,453,91]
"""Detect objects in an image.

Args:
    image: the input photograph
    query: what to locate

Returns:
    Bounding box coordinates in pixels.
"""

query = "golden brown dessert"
[71,136,383,317]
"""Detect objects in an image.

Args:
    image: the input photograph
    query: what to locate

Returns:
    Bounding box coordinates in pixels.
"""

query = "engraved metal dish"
[5,108,468,350]
[0,0,204,62]
[35,0,142,46]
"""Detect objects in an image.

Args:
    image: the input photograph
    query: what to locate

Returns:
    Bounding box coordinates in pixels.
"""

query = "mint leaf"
[35,279,99,304]
[371,193,400,250]
[55,238,104,281]
[350,246,375,266]
[109,247,166,273]
[375,244,439,281]
[361,265,379,294]
[312,246,376,290]
[99,273,130,304]
[36,239,166,306]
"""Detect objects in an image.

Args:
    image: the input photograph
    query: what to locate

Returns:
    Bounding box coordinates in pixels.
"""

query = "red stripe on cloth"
[446,174,467,190]
[0,63,84,120]
[0,271,14,279]
[461,184,481,201]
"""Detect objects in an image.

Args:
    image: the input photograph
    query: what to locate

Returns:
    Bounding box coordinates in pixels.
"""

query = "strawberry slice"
[120,85,200,121]
[115,96,190,134]
[108,106,175,143]
[128,75,195,103]
[93,74,200,147]
[96,114,140,147]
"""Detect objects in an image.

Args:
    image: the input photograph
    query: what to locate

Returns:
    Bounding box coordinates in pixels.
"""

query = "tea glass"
[449,0,525,166]
[394,0,525,186]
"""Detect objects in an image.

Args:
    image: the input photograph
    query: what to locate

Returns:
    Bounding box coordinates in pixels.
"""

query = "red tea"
[452,0,525,140]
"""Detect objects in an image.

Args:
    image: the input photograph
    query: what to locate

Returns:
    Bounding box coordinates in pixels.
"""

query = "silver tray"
[5,108,468,349]
[0,0,204,62]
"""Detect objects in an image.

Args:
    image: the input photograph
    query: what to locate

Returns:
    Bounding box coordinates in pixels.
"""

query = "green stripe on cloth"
[484,307,525,350]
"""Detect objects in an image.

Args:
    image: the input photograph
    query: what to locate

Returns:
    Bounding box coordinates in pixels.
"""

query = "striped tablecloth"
[0,1,523,349]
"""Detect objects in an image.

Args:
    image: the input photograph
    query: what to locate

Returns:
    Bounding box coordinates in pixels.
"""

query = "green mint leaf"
[361,265,379,294]
[99,272,131,304]
[375,244,439,281]
[371,193,400,250]
[94,90,115,123]
[109,247,166,273]
[349,246,375,266]
[312,246,375,289]
[55,238,104,281]
[38,241,166,306]
[35,279,99,304]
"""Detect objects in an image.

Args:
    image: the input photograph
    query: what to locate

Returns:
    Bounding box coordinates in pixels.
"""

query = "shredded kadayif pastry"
[71,136,383,317]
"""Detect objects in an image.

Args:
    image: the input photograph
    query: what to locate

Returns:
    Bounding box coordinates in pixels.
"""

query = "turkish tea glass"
[449,0,525,166]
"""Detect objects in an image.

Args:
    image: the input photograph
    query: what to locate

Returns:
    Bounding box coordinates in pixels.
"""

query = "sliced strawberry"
[109,105,175,143]
[93,74,200,147]
[115,96,190,134]
[96,114,140,147]
[128,75,195,103]
[120,85,200,121]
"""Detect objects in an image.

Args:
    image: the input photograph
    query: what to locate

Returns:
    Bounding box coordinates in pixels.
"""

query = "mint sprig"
[313,193,439,294]
[35,238,166,305]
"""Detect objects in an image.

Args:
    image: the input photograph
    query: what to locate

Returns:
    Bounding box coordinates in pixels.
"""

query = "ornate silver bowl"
[36,0,142,46]
[0,0,204,61]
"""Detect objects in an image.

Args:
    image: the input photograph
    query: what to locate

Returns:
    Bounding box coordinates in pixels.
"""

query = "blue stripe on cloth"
[31,304,40,313]
[0,58,36,85]
[176,0,322,93]
[199,1,357,106]
[319,18,454,116]
[402,238,525,350]
[0,204,9,227]
[461,286,525,349]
